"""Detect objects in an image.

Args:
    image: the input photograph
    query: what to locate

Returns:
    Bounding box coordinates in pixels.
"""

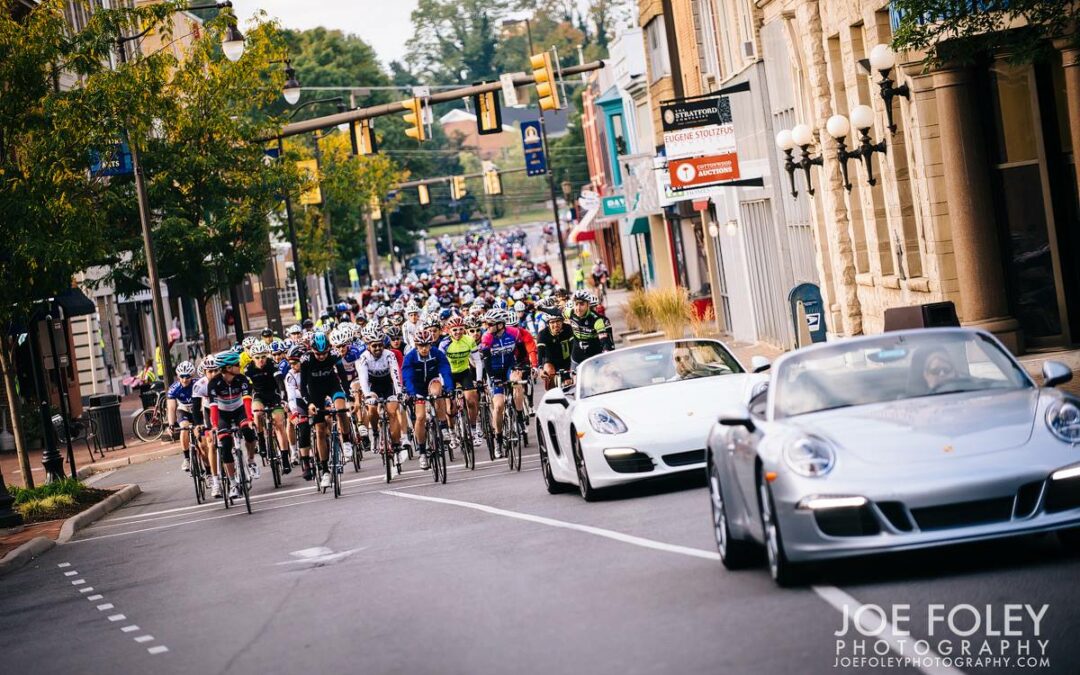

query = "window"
[645,17,671,83]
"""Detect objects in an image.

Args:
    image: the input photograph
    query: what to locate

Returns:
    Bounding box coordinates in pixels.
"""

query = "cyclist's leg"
[386,400,401,443]
[252,400,267,453]
[295,415,314,479]
[429,379,448,423]
[510,369,526,412]
[414,399,428,448]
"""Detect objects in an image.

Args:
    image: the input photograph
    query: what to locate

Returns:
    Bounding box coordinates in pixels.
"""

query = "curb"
[0,536,56,578]
[57,484,141,544]
[0,483,141,577]
[75,444,180,479]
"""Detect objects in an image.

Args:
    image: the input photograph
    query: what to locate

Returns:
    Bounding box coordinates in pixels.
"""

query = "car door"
[731,385,768,518]
[540,385,576,483]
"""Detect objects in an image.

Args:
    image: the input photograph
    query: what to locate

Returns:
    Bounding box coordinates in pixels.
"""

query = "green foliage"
[891,0,1080,66]
[9,477,86,505]
[16,494,77,520]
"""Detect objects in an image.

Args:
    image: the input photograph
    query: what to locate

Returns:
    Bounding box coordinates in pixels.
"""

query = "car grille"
[910,497,1014,531]
[662,449,705,467]
[814,506,881,537]
[1014,481,1044,518]
[605,452,655,474]
[876,501,914,532]
[1044,476,1080,513]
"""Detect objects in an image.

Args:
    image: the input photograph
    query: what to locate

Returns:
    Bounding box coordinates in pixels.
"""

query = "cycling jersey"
[402,347,453,396]
[357,349,403,400]
[207,373,254,428]
[244,360,283,404]
[191,376,209,427]
[284,368,305,415]
[537,324,574,370]
[563,307,614,363]
[338,344,365,382]
[439,334,478,374]
[167,381,194,412]
[300,355,348,407]
[511,326,539,369]
[480,326,523,376]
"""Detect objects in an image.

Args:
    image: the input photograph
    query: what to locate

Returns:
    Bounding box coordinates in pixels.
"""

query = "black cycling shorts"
[252,391,283,411]
[451,369,475,389]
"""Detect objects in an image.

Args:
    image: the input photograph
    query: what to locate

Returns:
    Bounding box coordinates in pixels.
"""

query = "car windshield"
[772,331,1031,418]
[578,340,743,398]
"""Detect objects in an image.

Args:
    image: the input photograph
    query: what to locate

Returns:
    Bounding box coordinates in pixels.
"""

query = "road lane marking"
[71,579,86,585]
[96,603,114,611]
[78,586,94,593]
[121,625,140,633]
[87,594,103,601]
[381,490,722,560]
[57,562,71,568]
[277,546,365,566]
[812,585,962,675]
[381,490,961,675]
[147,646,169,655]
[63,570,78,576]
[108,614,126,622]
[134,635,154,643]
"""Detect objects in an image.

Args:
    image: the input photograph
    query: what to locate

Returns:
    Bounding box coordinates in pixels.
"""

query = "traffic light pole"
[277,135,309,323]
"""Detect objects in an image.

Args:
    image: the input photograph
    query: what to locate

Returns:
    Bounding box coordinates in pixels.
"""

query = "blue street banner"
[521,121,547,177]
[89,141,133,177]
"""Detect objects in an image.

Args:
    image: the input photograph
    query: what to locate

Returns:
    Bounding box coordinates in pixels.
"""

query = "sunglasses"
[926,365,954,377]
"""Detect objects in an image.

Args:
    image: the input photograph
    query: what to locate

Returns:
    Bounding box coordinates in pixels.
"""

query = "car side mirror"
[718,407,756,433]
[544,388,570,409]
[1042,360,1073,388]
[750,356,771,373]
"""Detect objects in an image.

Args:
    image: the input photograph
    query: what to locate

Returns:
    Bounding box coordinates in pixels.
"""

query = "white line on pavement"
[812,585,962,675]
[87,594,103,601]
[121,625,140,633]
[108,614,126,622]
[134,635,154,643]
[71,579,85,585]
[96,603,114,611]
[78,586,94,593]
[57,562,71,568]
[379,490,961,675]
[63,570,78,576]
[147,646,169,655]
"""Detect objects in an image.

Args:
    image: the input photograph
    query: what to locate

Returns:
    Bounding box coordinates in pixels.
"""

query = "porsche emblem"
[943,445,954,454]
[687,411,694,416]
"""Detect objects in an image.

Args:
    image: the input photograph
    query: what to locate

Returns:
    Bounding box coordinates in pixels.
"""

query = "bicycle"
[322,407,346,499]
[476,382,496,461]
[348,406,365,473]
[368,397,399,483]
[189,427,209,504]
[491,379,525,471]
[450,387,475,470]
[416,394,449,484]
[132,391,167,442]
[212,426,252,514]
[254,409,284,489]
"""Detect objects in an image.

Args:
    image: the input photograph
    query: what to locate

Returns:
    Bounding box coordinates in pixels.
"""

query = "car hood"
[786,388,1039,464]
[579,375,750,434]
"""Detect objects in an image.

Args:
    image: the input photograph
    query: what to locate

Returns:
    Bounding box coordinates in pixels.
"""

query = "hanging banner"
[669,154,741,190]
[296,159,322,205]
[521,121,547,176]
[660,96,736,160]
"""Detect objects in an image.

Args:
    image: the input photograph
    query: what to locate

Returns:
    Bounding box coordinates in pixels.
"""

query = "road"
[2,431,1079,675]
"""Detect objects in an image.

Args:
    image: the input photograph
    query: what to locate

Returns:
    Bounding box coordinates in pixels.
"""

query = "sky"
[230,0,420,67]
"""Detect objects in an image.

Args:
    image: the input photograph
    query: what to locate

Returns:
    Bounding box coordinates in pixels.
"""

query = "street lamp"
[828,105,887,189]
[868,43,910,134]
[776,124,823,198]
[282,62,301,105]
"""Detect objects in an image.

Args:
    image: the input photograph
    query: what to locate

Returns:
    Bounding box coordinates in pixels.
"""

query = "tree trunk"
[0,338,34,489]
[198,295,213,355]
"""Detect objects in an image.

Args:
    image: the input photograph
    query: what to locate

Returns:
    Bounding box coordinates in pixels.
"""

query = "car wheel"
[1057,527,1080,554]
[757,474,806,587]
[572,434,598,502]
[538,423,569,494]
[709,455,757,569]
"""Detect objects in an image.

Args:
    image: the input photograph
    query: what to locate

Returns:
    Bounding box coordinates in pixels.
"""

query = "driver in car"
[914,347,959,393]
[670,346,710,381]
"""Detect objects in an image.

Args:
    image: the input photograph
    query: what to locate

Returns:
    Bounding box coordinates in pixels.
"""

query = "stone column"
[1055,40,1080,204]
[931,66,1022,352]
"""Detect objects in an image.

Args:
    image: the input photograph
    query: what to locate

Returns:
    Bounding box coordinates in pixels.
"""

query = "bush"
[16,494,75,520]
[645,287,695,339]
[610,265,625,289]
[9,478,85,505]
[623,289,657,333]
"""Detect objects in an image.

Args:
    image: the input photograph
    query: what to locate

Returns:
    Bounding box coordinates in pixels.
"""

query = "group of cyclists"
[164,229,616,501]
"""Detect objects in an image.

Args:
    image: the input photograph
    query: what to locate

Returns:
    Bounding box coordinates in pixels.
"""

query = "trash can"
[87,393,125,450]
[139,381,164,410]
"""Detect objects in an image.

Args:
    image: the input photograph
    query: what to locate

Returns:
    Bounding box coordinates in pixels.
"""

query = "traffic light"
[352,118,377,156]
[529,51,562,112]
[401,98,426,142]
[417,183,430,206]
[450,175,467,201]
[482,161,502,195]
[472,88,503,135]
[369,195,382,221]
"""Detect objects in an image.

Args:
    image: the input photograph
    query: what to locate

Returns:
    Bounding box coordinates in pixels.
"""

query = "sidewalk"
[0,392,182,488]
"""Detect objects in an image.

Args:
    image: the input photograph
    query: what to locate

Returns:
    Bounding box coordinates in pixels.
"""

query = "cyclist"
[402,327,454,470]
[244,342,290,476]
[439,315,483,441]
[537,309,575,390]
[479,309,528,458]
[357,324,405,467]
[403,303,422,348]
[166,360,197,473]
[260,327,277,346]
[564,290,614,370]
[330,325,366,459]
[284,346,316,481]
[191,356,217,495]
[207,350,258,500]
[301,331,352,489]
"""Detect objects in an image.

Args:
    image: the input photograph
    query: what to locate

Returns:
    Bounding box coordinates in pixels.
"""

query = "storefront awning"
[568,207,599,243]
[628,217,650,235]
[28,287,97,322]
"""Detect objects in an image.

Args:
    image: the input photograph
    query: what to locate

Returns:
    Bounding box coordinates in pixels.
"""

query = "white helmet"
[329,328,349,348]
[249,341,271,357]
[241,336,258,351]
[175,360,196,377]
[361,325,384,344]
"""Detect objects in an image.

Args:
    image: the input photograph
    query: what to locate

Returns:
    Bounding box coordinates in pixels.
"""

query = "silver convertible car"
[537,339,764,501]
[706,328,1080,586]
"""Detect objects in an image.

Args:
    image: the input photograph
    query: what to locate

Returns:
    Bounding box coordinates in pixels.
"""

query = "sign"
[669,154,741,190]
[601,195,626,216]
[578,189,600,212]
[500,73,519,108]
[89,141,133,177]
[472,87,503,135]
[661,97,736,159]
[520,121,547,176]
[296,159,322,205]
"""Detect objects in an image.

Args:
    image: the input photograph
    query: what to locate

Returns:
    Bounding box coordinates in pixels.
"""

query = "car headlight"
[1046,400,1080,444]
[783,436,835,477]
[588,408,627,434]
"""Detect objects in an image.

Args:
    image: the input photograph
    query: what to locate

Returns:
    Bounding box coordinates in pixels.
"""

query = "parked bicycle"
[132,390,167,443]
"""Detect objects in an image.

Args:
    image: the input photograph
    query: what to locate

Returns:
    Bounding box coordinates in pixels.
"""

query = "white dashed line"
[134,635,154,643]
[96,603,114,611]
[108,614,126,622]
[63,570,78,576]
[78,586,94,593]
[71,579,85,585]
[87,594,103,601]
[57,562,71,568]
[121,625,140,633]
[61,568,169,656]
[147,646,169,655]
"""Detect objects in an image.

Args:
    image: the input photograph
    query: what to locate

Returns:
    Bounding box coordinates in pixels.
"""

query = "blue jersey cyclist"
[167,360,197,473]
[402,327,454,470]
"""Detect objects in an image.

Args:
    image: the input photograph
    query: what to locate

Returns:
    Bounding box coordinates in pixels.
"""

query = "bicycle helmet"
[484,309,504,325]
[464,316,482,331]
[361,325,384,344]
[269,339,286,355]
[444,315,464,329]
[329,327,349,348]
[572,289,597,306]
[202,354,220,371]
[286,346,305,361]
[414,328,437,346]
[384,325,403,341]
[311,331,331,354]
[502,309,518,326]
[196,362,206,378]
[287,324,303,337]
[241,336,257,351]
[249,341,271,357]
[513,301,526,313]
[406,303,421,316]
[261,327,274,338]
[216,351,241,368]
[390,313,405,326]
[175,360,196,377]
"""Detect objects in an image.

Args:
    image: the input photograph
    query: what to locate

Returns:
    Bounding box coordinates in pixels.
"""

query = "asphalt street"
[2,430,1079,675]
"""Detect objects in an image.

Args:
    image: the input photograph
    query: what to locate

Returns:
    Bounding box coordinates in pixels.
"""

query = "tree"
[405,0,513,84]
[891,0,1080,65]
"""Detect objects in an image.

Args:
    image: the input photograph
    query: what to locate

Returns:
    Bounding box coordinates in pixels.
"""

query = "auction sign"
[661,96,737,160]
[669,154,741,189]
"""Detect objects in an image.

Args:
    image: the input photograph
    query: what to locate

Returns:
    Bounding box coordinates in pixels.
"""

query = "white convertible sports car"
[535,338,766,500]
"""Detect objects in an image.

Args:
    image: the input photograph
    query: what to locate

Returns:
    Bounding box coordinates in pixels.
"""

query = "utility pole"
[277,135,309,322]
[364,207,380,283]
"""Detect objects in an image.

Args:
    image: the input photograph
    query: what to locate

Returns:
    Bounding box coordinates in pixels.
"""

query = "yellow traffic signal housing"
[370,195,382,221]
[401,98,426,142]
[418,183,431,206]
[482,162,502,195]
[450,175,467,201]
[353,118,377,155]
[529,51,562,112]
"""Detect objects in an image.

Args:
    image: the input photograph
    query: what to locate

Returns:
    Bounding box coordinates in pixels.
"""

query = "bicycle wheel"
[332,432,343,499]
[132,408,164,443]
[235,454,252,514]
[351,418,362,473]
[268,429,282,489]
[459,412,475,470]
[382,424,394,483]
[191,452,205,504]
[480,405,495,461]
[513,413,524,472]
[504,409,516,469]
